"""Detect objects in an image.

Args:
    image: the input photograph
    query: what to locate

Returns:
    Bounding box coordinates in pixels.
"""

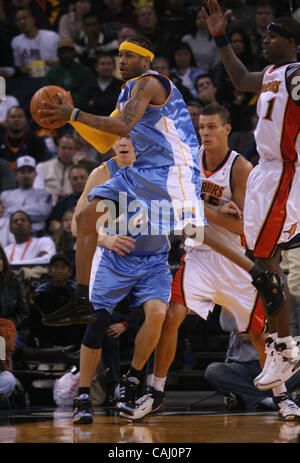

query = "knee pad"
[82,309,112,349]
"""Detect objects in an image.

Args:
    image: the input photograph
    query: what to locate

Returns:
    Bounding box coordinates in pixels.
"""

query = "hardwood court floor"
[1,391,300,444]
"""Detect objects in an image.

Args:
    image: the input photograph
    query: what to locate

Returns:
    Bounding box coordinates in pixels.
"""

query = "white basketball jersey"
[185,146,244,251]
[255,63,300,163]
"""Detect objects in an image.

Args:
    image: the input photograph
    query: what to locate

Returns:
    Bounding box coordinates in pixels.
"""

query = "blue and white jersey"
[117,71,200,170]
[100,156,170,256]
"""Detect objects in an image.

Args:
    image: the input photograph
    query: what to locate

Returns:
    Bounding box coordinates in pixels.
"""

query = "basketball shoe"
[73,394,93,425]
[42,295,97,326]
[116,375,140,415]
[253,336,276,387]
[274,393,300,421]
[119,386,165,422]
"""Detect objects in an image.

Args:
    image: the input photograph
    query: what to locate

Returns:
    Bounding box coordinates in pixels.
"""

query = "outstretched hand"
[38,92,74,126]
[202,0,231,36]
[218,200,243,219]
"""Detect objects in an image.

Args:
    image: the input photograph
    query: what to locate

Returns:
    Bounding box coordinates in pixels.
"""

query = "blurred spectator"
[181,7,221,75]
[53,209,76,263]
[248,1,275,69]
[43,38,94,102]
[187,101,201,144]
[170,41,205,99]
[0,244,31,347]
[0,23,15,78]
[4,210,56,266]
[229,106,259,165]
[73,131,104,169]
[49,164,89,234]
[58,0,92,42]
[135,5,174,60]
[30,252,85,349]
[99,0,138,38]
[74,12,119,68]
[0,106,49,167]
[152,55,194,103]
[228,89,256,133]
[194,74,219,107]
[1,156,52,235]
[11,7,59,77]
[214,26,260,105]
[34,134,78,206]
[76,51,122,118]
[0,198,14,248]
[0,159,17,193]
[0,317,17,408]
[160,0,191,39]
[0,95,19,127]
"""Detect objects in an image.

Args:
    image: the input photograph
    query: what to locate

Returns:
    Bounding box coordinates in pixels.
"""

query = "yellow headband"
[119,41,154,62]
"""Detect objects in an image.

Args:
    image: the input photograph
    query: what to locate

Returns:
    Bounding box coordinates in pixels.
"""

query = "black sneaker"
[251,270,285,317]
[73,394,93,425]
[42,295,97,326]
[119,386,165,422]
[116,375,140,416]
[224,392,245,411]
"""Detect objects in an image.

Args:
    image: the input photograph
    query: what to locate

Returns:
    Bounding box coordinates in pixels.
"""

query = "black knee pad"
[82,309,112,349]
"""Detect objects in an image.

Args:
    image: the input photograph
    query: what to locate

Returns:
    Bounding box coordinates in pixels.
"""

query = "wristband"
[70,107,80,122]
[212,33,230,48]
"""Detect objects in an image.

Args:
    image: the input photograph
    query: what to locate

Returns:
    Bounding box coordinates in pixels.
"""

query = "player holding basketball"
[201,0,300,391]
[120,103,300,422]
[39,35,285,413]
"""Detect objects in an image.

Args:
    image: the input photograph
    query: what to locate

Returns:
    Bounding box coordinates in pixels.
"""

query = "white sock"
[272,383,287,396]
[151,376,167,392]
[268,332,277,341]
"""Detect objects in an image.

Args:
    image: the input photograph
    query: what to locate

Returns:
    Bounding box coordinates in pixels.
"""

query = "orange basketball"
[30,85,73,129]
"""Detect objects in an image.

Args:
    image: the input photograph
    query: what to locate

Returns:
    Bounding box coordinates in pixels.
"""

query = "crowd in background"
[0,0,300,409]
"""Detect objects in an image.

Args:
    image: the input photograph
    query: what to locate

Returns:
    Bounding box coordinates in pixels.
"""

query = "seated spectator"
[29,252,85,349]
[182,7,221,75]
[135,5,174,60]
[99,0,138,37]
[204,308,300,412]
[74,12,119,68]
[187,101,201,144]
[49,164,89,234]
[0,198,14,248]
[0,95,19,127]
[43,38,95,102]
[0,317,17,409]
[248,1,275,70]
[0,106,49,168]
[34,134,78,206]
[0,244,31,348]
[58,0,92,42]
[1,156,52,235]
[11,7,59,77]
[0,159,17,193]
[194,74,220,107]
[152,56,194,104]
[4,210,56,267]
[159,0,191,39]
[76,51,122,117]
[73,132,104,169]
[170,41,205,99]
[53,209,76,265]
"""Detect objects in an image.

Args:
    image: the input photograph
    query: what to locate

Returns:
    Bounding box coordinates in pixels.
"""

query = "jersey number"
[263,97,276,121]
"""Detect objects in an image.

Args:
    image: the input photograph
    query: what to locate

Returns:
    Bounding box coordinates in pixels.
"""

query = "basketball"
[30,85,73,129]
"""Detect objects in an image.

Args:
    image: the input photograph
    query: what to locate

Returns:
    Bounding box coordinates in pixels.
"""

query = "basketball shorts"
[171,247,266,333]
[88,165,206,236]
[89,246,172,312]
[244,160,300,258]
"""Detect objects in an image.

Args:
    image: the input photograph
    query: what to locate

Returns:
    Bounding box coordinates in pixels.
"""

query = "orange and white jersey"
[185,146,243,251]
[255,63,300,163]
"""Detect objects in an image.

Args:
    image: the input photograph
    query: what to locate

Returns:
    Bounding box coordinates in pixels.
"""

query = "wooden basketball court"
[1,391,300,445]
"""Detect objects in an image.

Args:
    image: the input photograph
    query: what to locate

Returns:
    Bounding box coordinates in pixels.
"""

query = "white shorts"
[244,160,300,258]
[171,248,266,333]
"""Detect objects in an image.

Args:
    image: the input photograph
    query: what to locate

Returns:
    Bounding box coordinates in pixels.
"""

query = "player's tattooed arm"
[286,64,300,106]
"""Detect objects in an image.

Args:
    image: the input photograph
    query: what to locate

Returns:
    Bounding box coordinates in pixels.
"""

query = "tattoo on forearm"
[122,98,141,127]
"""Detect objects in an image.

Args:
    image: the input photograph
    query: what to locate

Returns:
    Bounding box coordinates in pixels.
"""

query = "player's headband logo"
[119,41,155,62]
[267,22,300,45]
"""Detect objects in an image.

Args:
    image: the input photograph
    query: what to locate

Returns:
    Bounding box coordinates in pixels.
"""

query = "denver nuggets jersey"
[117,71,200,170]
[186,146,243,251]
[101,156,170,256]
[255,63,300,163]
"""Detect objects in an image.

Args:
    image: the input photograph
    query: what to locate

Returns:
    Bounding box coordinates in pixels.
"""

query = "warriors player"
[202,0,300,391]
[120,103,300,422]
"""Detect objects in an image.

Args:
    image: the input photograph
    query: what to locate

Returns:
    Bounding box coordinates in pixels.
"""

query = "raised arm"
[203,0,265,93]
